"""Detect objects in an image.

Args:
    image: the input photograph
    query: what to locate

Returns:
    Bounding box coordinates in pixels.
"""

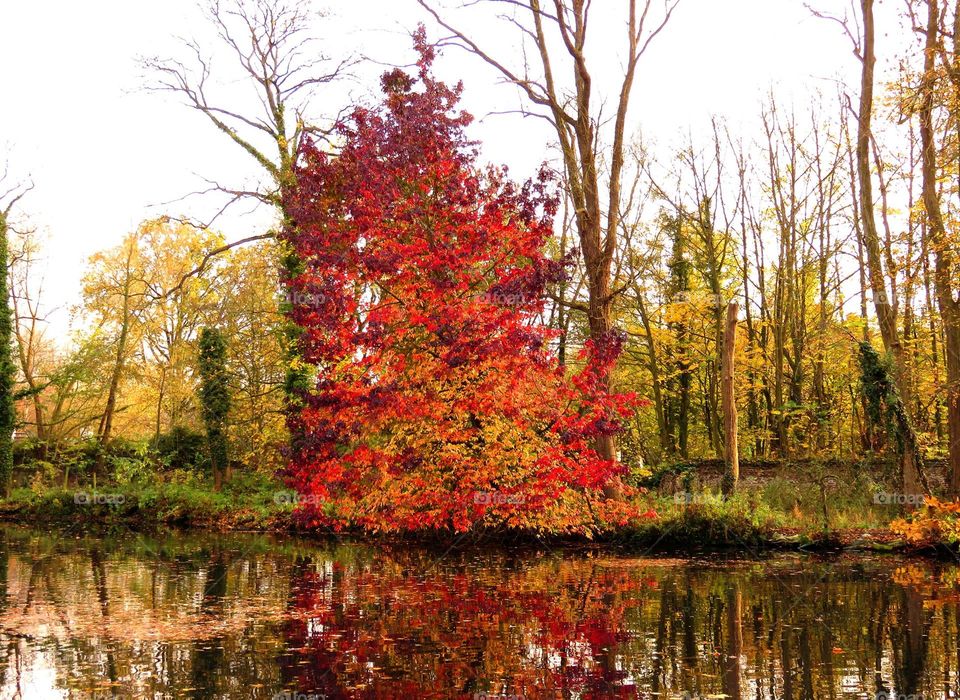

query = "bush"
[153,426,208,472]
[891,497,960,546]
[13,438,45,465]
[54,438,100,482]
[28,460,60,491]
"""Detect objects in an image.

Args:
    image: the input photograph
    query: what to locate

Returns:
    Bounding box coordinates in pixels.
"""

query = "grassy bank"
[3,457,956,555]
[0,472,296,532]
[617,494,906,553]
[0,475,924,553]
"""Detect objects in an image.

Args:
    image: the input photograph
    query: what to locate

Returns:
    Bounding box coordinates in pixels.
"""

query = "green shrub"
[153,426,208,472]
[28,460,60,491]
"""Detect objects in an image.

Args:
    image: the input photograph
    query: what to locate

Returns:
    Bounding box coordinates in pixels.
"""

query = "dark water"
[0,524,958,699]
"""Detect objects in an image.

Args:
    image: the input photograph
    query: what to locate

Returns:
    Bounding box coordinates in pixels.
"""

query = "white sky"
[1,0,886,340]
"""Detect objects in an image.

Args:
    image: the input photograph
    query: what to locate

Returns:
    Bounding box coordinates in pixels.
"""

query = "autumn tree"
[24,337,111,455]
[810,0,927,493]
[137,220,223,436]
[416,1,679,492]
[217,241,286,472]
[285,41,637,533]
[81,230,153,462]
[651,124,741,458]
[6,230,106,457]
[9,231,52,452]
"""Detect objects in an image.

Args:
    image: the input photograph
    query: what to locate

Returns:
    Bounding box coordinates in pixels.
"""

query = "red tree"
[284,32,638,534]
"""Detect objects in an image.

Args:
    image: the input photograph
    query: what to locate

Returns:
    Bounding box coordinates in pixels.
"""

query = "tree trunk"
[722,584,743,700]
[0,214,15,497]
[637,293,670,456]
[588,275,622,499]
[919,0,960,496]
[97,290,131,471]
[857,0,925,495]
[722,303,740,495]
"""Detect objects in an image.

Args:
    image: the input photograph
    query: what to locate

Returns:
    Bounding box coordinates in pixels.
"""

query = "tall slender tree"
[82,232,151,467]
[917,0,960,495]
[0,170,30,496]
[811,0,926,493]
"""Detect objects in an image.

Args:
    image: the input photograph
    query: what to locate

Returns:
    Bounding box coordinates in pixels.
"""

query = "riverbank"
[1,472,951,556]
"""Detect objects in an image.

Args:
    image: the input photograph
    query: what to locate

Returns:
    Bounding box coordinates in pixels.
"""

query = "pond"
[0,523,956,699]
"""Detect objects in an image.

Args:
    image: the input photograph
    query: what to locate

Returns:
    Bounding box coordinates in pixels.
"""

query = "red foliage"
[283,32,637,534]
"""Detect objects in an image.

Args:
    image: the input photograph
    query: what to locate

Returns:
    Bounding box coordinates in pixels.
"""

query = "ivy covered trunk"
[721,302,739,495]
[0,212,14,497]
[858,342,926,499]
[198,328,231,491]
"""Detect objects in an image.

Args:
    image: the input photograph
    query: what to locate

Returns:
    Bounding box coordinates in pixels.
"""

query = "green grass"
[0,470,291,531]
[638,459,911,534]
[621,492,782,548]
[1,457,923,549]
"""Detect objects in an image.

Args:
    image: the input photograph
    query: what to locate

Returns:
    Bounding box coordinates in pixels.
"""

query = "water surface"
[0,524,957,699]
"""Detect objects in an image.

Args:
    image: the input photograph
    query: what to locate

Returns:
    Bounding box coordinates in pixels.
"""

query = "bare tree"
[417,0,679,496]
[8,240,108,467]
[143,0,351,222]
[142,0,353,437]
[9,232,53,453]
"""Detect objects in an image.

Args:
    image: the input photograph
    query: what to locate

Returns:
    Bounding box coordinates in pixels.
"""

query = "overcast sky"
[1,0,887,340]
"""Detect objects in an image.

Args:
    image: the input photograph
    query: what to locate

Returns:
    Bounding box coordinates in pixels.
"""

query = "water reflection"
[0,524,957,699]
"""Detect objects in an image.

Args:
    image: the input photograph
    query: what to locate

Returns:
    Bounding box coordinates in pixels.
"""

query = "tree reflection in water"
[0,525,957,699]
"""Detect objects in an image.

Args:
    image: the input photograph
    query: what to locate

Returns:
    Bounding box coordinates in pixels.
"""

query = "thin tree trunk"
[857,0,924,495]
[722,303,740,495]
[0,213,15,497]
[637,293,670,456]
[97,244,137,471]
[919,0,960,495]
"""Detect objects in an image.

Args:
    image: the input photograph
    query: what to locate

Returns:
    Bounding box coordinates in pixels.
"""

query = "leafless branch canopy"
[141,0,356,211]
[416,0,679,316]
[0,162,33,220]
[804,1,864,60]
